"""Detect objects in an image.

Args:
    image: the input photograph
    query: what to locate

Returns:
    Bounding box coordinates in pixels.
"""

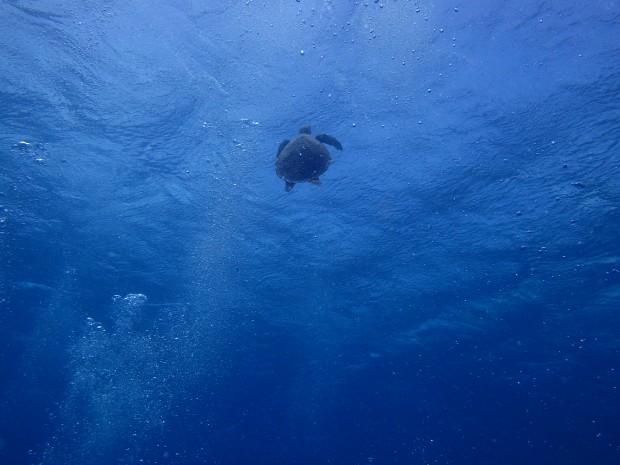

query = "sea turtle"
[275,124,343,191]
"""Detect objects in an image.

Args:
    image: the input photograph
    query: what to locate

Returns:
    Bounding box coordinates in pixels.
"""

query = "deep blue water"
[1,1,620,464]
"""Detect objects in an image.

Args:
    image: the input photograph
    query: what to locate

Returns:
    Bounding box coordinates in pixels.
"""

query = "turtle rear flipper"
[309,178,322,186]
[277,139,290,158]
[315,134,343,151]
[285,181,295,191]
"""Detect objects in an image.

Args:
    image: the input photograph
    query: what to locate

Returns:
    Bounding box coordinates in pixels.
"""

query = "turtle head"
[299,124,312,135]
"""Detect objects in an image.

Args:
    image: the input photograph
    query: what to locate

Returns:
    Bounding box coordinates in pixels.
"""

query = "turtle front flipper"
[277,139,290,158]
[315,134,343,151]
[285,181,295,191]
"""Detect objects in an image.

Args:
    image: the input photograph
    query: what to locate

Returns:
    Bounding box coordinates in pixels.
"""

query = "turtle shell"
[275,134,331,184]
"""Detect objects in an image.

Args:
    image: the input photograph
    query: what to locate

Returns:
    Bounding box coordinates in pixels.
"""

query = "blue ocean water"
[1,0,619,464]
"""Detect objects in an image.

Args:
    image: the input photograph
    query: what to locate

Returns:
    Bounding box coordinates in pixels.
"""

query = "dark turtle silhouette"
[275,124,343,191]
